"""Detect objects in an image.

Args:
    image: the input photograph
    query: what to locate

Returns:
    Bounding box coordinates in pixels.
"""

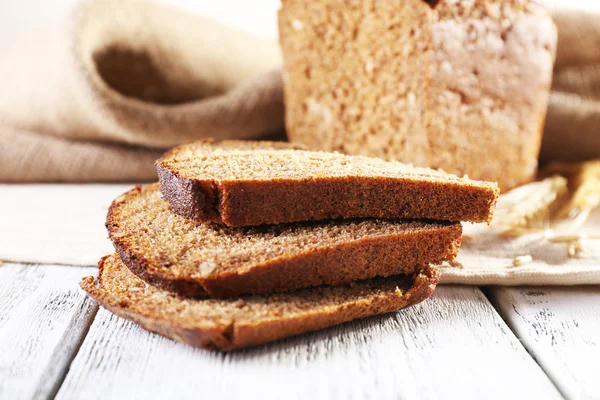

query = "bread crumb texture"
[159,140,458,181]
[279,0,433,167]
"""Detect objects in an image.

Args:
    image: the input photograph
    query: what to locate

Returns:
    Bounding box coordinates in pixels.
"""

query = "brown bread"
[81,254,440,351]
[156,140,498,226]
[278,0,434,168]
[428,0,556,190]
[279,0,556,191]
[107,183,461,298]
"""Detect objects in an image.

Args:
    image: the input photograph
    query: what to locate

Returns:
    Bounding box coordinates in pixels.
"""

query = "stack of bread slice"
[81,140,498,351]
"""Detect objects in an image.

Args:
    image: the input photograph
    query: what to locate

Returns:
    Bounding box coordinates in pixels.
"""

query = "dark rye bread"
[156,140,499,226]
[107,183,461,298]
[81,254,440,351]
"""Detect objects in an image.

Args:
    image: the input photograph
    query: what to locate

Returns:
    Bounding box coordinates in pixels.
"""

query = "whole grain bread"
[81,254,440,351]
[279,0,434,168]
[279,0,556,191]
[428,0,557,190]
[156,140,498,226]
[107,183,461,298]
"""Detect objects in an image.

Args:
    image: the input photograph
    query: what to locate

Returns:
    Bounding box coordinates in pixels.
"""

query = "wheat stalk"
[494,175,567,234]
[490,160,600,259]
[543,160,600,226]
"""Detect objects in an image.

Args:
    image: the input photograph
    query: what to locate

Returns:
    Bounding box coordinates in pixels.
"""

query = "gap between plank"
[57,286,562,399]
[51,284,563,399]
[45,300,99,400]
[480,286,567,399]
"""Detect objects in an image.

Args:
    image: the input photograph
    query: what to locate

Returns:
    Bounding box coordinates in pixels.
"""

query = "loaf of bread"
[81,254,440,351]
[429,0,557,190]
[279,0,557,190]
[157,140,498,226]
[107,184,461,298]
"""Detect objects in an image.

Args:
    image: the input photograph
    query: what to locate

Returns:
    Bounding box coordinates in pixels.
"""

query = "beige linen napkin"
[440,210,600,286]
[0,184,131,266]
[0,0,284,182]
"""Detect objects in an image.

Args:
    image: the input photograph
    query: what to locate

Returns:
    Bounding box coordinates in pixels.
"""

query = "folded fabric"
[0,127,161,182]
[0,0,284,182]
[440,210,600,286]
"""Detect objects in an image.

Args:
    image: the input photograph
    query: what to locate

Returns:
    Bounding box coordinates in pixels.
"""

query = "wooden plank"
[57,286,560,400]
[0,264,97,400]
[0,184,132,266]
[489,286,600,399]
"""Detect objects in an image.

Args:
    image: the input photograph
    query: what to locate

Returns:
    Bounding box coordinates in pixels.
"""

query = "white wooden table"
[1,184,599,400]
[1,264,599,400]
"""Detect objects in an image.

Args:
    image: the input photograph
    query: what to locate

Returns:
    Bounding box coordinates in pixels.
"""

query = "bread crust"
[155,139,308,223]
[156,140,499,226]
[156,164,221,223]
[81,254,440,351]
[106,184,461,298]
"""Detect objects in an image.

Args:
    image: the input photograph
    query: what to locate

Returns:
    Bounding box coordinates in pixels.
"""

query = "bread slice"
[81,254,440,351]
[156,140,499,227]
[107,183,461,298]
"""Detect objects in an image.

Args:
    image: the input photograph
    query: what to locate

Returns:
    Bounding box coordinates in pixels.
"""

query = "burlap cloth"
[0,0,598,285]
[0,0,284,182]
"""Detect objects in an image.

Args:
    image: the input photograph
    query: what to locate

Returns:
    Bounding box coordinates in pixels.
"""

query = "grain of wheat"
[513,255,533,267]
[440,260,464,269]
[567,240,585,258]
